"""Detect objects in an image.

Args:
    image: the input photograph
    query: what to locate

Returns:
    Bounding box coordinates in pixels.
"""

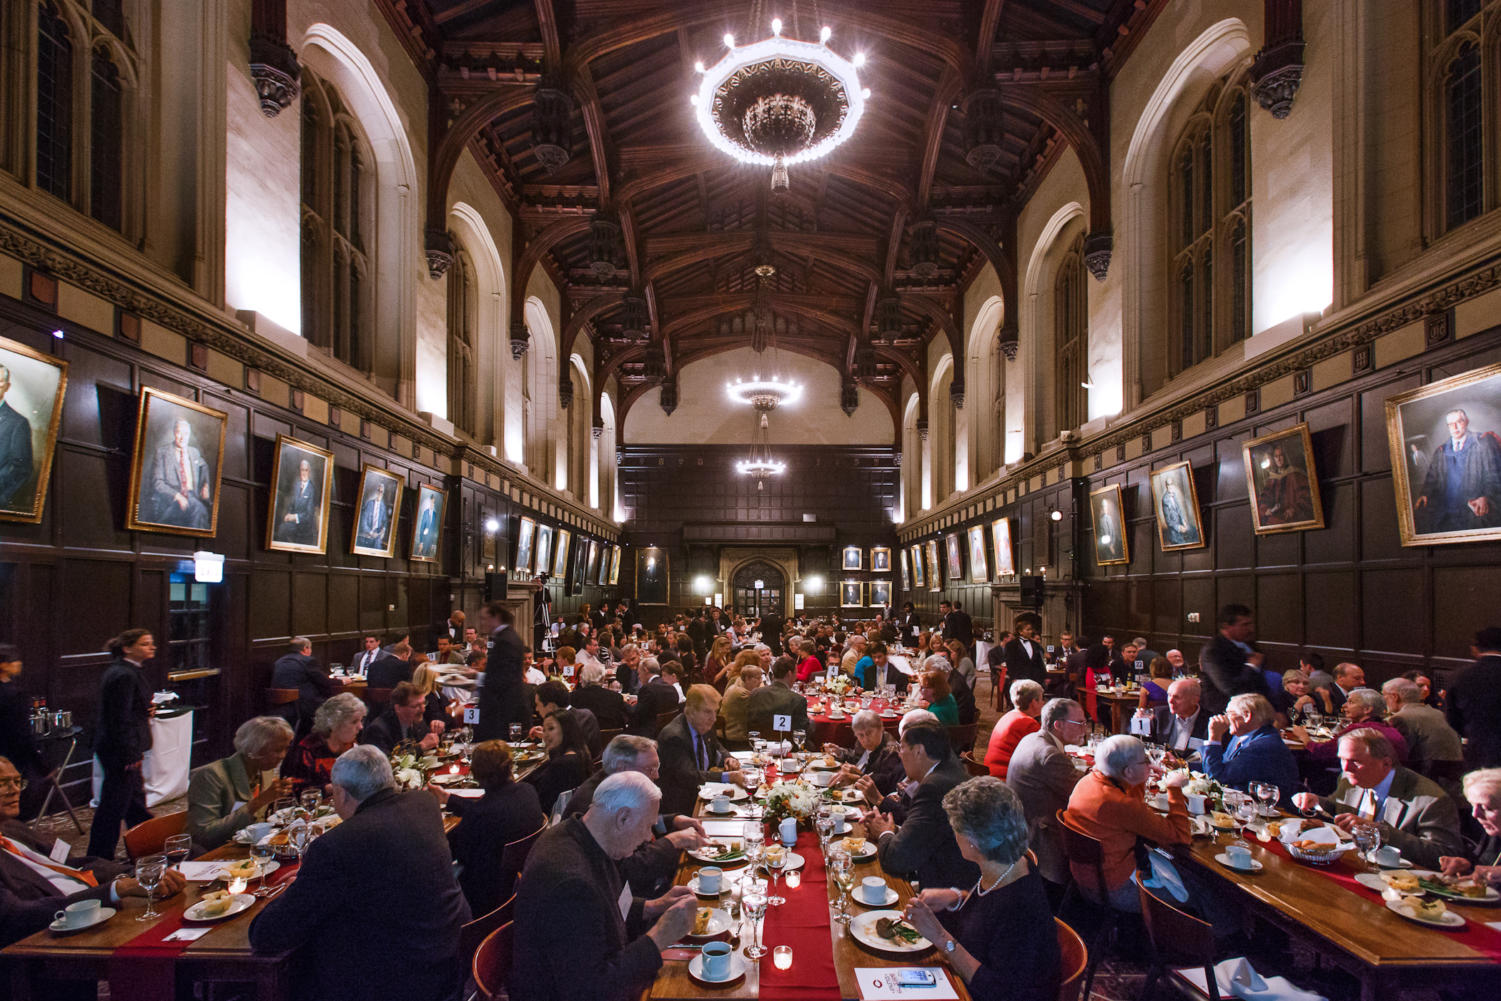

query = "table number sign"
[463,706,480,725]
[772,714,791,732]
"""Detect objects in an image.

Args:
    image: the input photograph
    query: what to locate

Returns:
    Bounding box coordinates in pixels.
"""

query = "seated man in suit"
[367,631,416,691]
[530,680,600,757]
[1132,678,1209,756]
[251,746,470,1001]
[359,682,441,756]
[745,656,812,743]
[570,661,630,731]
[513,772,698,1001]
[1201,693,1299,806]
[823,710,904,797]
[1294,728,1463,869]
[1005,698,1088,896]
[270,636,335,729]
[863,722,980,891]
[1,754,189,950]
[656,685,744,815]
[627,657,680,736]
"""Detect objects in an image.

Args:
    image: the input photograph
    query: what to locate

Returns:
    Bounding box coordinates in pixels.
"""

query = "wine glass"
[251,842,276,894]
[134,855,167,922]
[744,825,764,872]
[1252,782,1279,817]
[828,849,854,924]
[300,788,322,816]
[509,723,524,743]
[815,810,835,852]
[163,833,192,871]
[272,797,295,824]
[793,729,807,756]
[765,845,787,906]
[742,888,768,960]
[742,768,763,819]
[288,818,311,860]
[1234,794,1258,838]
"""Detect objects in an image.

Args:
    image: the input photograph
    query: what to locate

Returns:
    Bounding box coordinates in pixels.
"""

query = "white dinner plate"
[1406,870,1501,904]
[184,893,256,922]
[1214,853,1263,873]
[1384,897,1466,928]
[50,907,115,934]
[689,844,748,866]
[217,859,278,881]
[687,950,749,986]
[852,884,900,907]
[833,839,877,861]
[849,909,932,953]
[698,786,749,802]
[1354,872,1425,896]
[686,907,733,939]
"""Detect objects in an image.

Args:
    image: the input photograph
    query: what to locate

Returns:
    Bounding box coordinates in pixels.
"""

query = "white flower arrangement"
[826,675,852,696]
[391,750,427,792]
[1164,768,1223,802]
[763,779,821,827]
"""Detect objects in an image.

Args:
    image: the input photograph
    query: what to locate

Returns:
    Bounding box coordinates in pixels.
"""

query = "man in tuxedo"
[1003,615,1047,686]
[864,722,980,891]
[366,632,415,691]
[1199,604,1268,714]
[148,417,213,529]
[475,601,529,741]
[432,609,465,647]
[897,602,921,647]
[948,601,974,654]
[273,457,320,546]
[1136,678,1210,754]
[655,685,744,815]
[0,365,33,509]
[250,746,470,1001]
[513,772,698,1001]
[270,636,334,727]
[354,480,392,549]
[758,604,786,657]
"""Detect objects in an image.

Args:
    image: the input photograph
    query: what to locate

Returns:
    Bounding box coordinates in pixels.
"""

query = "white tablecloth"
[975,641,994,671]
[91,710,194,808]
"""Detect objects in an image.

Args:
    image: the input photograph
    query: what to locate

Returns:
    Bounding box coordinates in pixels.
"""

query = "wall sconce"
[805,574,825,594]
[692,574,712,595]
[484,517,500,534]
[1049,509,1063,522]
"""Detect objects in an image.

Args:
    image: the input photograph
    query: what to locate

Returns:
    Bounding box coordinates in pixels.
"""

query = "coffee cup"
[698,866,722,894]
[1185,793,1206,815]
[55,899,100,928]
[778,817,798,846]
[860,876,887,904]
[1374,845,1402,868]
[701,941,733,980]
[1225,844,1254,870]
[710,795,730,814]
[245,821,274,841]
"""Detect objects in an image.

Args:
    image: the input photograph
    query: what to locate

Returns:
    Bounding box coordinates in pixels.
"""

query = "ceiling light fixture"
[736,411,787,489]
[691,19,867,192]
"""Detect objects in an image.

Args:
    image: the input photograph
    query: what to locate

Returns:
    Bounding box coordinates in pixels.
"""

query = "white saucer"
[767,851,805,872]
[50,907,115,933]
[853,885,900,907]
[1214,853,1263,873]
[687,950,749,986]
[1376,857,1415,870]
[687,874,729,896]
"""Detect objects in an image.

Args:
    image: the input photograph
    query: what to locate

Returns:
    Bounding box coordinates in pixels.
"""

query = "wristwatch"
[943,938,957,954]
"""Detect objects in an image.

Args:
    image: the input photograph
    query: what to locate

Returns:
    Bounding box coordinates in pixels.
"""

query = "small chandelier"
[692,20,868,192]
[736,411,786,489]
[726,374,802,412]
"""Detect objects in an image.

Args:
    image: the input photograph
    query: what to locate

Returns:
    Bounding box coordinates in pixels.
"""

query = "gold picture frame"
[909,544,925,587]
[534,523,554,577]
[514,515,536,575]
[0,335,67,524]
[840,579,865,608]
[552,528,571,577]
[871,546,891,572]
[266,434,333,553]
[1150,461,1207,551]
[126,387,227,537]
[1386,363,1501,546]
[841,544,863,570]
[409,484,447,562]
[991,518,1014,578]
[1089,483,1130,566]
[966,526,989,583]
[899,548,911,590]
[925,539,942,589]
[350,464,403,558]
[609,544,622,585]
[1242,423,1324,535]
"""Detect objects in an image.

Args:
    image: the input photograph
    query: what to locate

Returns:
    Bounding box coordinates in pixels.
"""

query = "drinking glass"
[1351,819,1379,864]
[828,849,854,924]
[1252,782,1279,817]
[272,797,295,823]
[134,855,167,922]
[742,890,768,959]
[288,819,311,859]
[509,723,524,743]
[793,729,807,754]
[744,826,764,869]
[300,788,322,816]
[765,847,786,906]
[251,842,276,893]
[743,768,763,819]
[1234,795,1257,838]
[163,833,192,871]
[815,811,835,851]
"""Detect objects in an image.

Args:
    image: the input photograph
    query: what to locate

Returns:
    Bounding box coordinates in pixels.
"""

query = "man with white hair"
[514,771,698,1001]
[1134,677,1208,754]
[1382,678,1462,772]
[1290,687,1410,764]
[250,745,470,1001]
[841,633,867,678]
[824,709,904,795]
[1202,694,1299,805]
[570,660,630,730]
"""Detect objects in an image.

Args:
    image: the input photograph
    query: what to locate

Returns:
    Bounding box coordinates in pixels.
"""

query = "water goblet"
[792,729,807,754]
[251,842,276,893]
[134,855,167,922]
[765,846,787,906]
[1252,781,1279,817]
[1351,819,1379,865]
[509,723,524,743]
[300,788,322,816]
[743,768,763,819]
[1234,795,1258,838]
[163,833,192,871]
[744,826,765,872]
[288,818,311,859]
[815,812,835,851]
[272,797,296,823]
[828,850,855,924]
[741,890,768,959]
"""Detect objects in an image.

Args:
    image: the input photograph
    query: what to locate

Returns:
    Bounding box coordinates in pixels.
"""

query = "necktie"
[0,836,98,887]
[178,447,193,493]
[696,732,708,771]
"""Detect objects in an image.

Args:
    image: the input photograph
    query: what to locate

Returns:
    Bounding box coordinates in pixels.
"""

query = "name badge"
[50,839,71,864]
[617,882,632,922]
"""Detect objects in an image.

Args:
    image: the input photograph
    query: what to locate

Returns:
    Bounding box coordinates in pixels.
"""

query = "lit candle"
[773,945,793,970]
[228,877,248,895]
[449,764,459,774]
[785,870,801,889]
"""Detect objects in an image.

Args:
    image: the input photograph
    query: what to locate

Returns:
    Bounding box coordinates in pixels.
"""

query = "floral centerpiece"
[825,674,852,696]
[391,745,428,792]
[761,779,821,829]
[1162,768,1224,807]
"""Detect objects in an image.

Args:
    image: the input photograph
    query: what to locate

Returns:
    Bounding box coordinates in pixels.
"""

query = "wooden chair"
[365,687,393,709]
[123,810,188,860]
[1056,809,1125,1001]
[1055,917,1089,1001]
[471,921,514,1001]
[497,819,547,900]
[654,709,680,736]
[1136,877,1224,1001]
[597,727,624,747]
[960,750,990,777]
[946,722,979,756]
[991,668,1009,712]
[459,893,514,974]
[264,687,298,711]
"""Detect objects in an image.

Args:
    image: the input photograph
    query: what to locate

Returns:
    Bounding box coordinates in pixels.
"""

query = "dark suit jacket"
[250,789,469,1001]
[359,708,427,756]
[433,618,464,645]
[271,652,334,722]
[837,733,905,796]
[656,713,735,815]
[759,615,785,656]
[513,817,661,1001]
[570,684,629,731]
[1199,633,1269,714]
[446,780,545,916]
[476,625,529,741]
[366,653,413,692]
[949,669,979,725]
[876,755,980,890]
[1448,654,1501,767]
[627,678,679,736]
[947,610,974,647]
[274,477,320,545]
[1201,725,1299,804]
[898,612,921,646]
[0,820,124,947]
[93,658,152,769]
[1004,638,1048,686]
[744,680,811,740]
[0,400,33,507]
[1150,705,1210,751]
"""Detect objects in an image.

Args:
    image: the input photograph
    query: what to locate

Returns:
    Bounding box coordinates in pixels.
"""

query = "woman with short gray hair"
[1441,769,1501,886]
[982,682,1045,779]
[898,777,1061,1001]
[186,715,295,849]
[284,692,367,794]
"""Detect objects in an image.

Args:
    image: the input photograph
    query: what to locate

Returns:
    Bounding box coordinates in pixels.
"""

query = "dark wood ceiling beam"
[1049,0,1109,24]
[915,69,963,207]
[976,0,1006,74]
[645,231,881,258]
[533,0,562,68]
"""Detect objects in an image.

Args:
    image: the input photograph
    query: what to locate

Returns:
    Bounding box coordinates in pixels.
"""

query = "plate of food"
[1386,895,1466,928]
[218,857,276,881]
[1411,870,1501,904]
[688,842,748,866]
[1356,870,1425,896]
[697,784,749,802]
[1209,811,1240,833]
[836,835,877,861]
[185,891,256,922]
[686,907,732,939]
[430,771,471,786]
[809,755,842,770]
[849,910,932,954]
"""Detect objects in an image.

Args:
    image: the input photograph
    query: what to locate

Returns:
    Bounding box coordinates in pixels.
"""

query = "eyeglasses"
[0,777,28,791]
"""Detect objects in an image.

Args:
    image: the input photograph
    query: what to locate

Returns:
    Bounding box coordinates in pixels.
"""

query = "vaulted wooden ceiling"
[383,0,1166,427]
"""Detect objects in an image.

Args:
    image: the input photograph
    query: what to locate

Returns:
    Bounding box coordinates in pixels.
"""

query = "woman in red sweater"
[984,680,1044,778]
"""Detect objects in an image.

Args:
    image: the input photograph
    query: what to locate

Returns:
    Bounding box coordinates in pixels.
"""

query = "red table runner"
[757,830,841,1001]
[1246,833,1501,960]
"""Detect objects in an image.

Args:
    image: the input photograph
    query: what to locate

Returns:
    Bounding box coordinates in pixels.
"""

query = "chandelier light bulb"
[820,25,832,43]
[724,33,736,48]
[853,52,866,67]
[861,88,871,99]
[694,60,705,73]
[771,18,782,34]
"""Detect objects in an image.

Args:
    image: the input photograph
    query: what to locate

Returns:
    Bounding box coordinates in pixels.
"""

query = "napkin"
[1137,856,1188,903]
[1174,957,1327,1001]
[179,861,233,881]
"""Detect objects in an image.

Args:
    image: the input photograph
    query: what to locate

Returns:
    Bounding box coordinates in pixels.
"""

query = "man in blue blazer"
[1202,693,1299,806]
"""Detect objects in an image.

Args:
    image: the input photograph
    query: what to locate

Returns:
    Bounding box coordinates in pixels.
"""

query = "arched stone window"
[1053,234,1087,433]
[1425,1,1496,235]
[447,244,477,435]
[1166,75,1252,378]
[300,71,373,372]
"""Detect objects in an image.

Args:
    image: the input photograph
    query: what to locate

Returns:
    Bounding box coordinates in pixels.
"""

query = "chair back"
[959,751,989,777]
[498,818,547,899]
[654,709,680,736]
[1136,877,1219,990]
[1055,917,1089,1001]
[597,727,624,747]
[264,688,298,707]
[472,921,514,1001]
[946,722,979,756]
[460,893,514,972]
[123,810,188,860]
[365,687,393,709]
[1055,809,1110,906]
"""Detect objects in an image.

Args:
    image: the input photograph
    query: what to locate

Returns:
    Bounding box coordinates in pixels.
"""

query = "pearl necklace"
[973,857,1022,898]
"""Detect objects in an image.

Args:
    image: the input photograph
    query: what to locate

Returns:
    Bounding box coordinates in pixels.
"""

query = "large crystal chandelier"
[692,18,868,192]
[736,411,786,489]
